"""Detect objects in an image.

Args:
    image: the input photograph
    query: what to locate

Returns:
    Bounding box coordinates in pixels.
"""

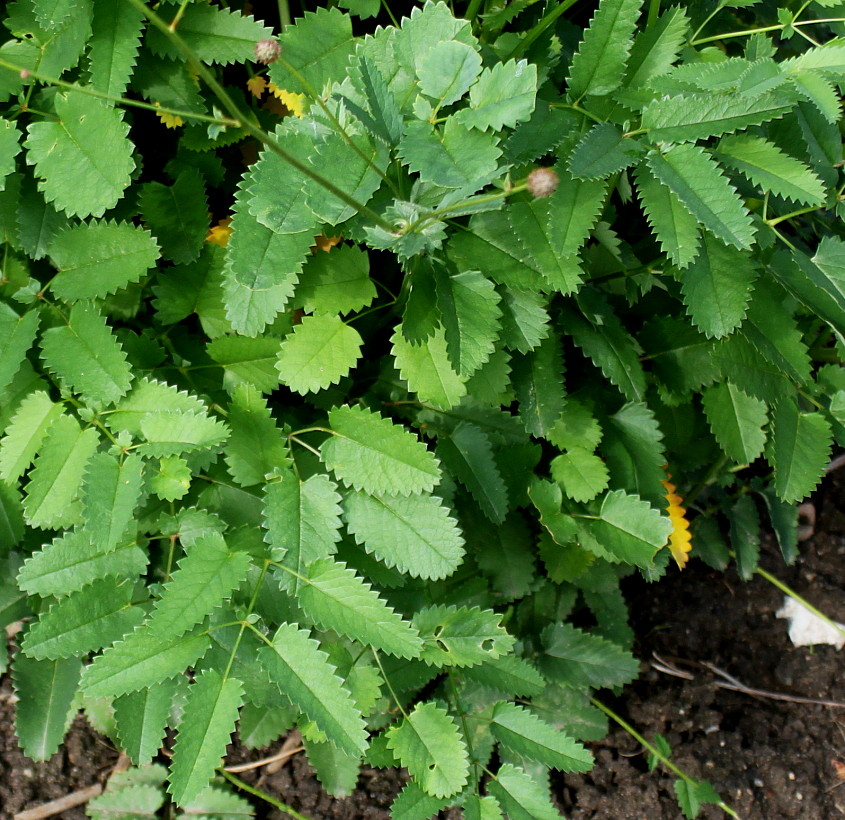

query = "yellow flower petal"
[267,82,306,118]
[206,218,233,247]
[661,476,693,569]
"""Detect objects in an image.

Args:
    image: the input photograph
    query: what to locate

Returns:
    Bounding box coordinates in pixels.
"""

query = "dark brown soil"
[3,476,844,820]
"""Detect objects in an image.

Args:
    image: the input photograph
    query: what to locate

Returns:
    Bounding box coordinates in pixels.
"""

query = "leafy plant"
[0,0,842,818]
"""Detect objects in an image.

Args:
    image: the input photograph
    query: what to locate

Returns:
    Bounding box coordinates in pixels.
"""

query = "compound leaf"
[276,314,363,394]
[25,91,134,218]
[40,301,133,407]
[169,670,244,806]
[386,701,469,798]
[321,405,441,495]
[258,622,367,757]
[343,490,465,580]
[490,702,593,772]
[298,558,423,658]
[48,221,160,301]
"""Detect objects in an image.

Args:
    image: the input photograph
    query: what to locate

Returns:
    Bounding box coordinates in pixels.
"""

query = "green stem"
[592,699,739,818]
[691,17,845,46]
[550,101,605,124]
[754,564,845,640]
[466,0,484,24]
[125,0,396,234]
[217,769,315,820]
[766,205,820,227]
[222,561,270,681]
[406,183,527,233]
[507,0,581,59]
[372,649,409,719]
[0,58,236,126]
[647,0,661,28]
[277,0,292,30]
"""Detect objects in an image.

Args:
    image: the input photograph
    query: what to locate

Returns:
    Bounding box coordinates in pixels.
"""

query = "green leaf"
[48,221,160,302]
[460,655,546,697]
[623,6,689,88]
[13,654,81,761]
[511,333,566,439]
[146,533,252,638]
[207,335,282,394]
[24,91,134,218]
[560,292,645,402]
[678,234,756,338]
[643,90,795,142]
[276,314,363,394]
[702,382,768,464]
[181,785,254,818]
[40,301,133,406]
[137,410,230,457]
[304,737,361,798]
[463,795,504,820]
[674,779,723,820]
[338,56,402,146]
[343,490,465,580]
[413,605,515,668]
[114,679,179,766]
[17,531,148,597]
[569,123,644,180]
[490,702,593,772]
[0,483,24,548]
[568,0,644,98]
[714,134,825,206]
[437,422,508,523]
[646,144,755,250]
[730,493,760,581]
[768,401,832,503]
[0,119,21,187]
[88,0,144,97]
[399,118,502,189]
[294,244,375,316]
[0,303,39,396]
[589,490,672,569]
[21,577,144,660]
[498,288,550,353]
[224,384,289,487]
[321,405,441,495]
[551,448,610,503]
[23,414,99,530]
[456,59,537,131]
[272,6,355,94]
[139,169,209,264]
[391,326,468,410]
[106,377,209,437]
[169,670,244,806]
[418,40,481,106]
[263,470,343,572]
[487,764,561,820]
[298,558,423,658]
[390,781,451,820]
[0,391,62,482]
[258,622,367,757]
[541,622,639,688]
[83,451,145,552]
[87,784,164,820]
[146,3,272,65]
[635,165,701,268]
[16,175,71,261]
[81,628,211,698]
[387,701,469,798]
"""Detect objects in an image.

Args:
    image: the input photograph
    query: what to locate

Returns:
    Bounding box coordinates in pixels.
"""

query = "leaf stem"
[507,0,581,59]
[465,0,484,24]
[125,0,396,234]
[217,768,315,820]
[691,17,845,46]
[766,205,821,227]
[753,563,845,640]
[592,698,739,818]
[277,0,292,30]
[372,648,409,719]
[0,58,236,127]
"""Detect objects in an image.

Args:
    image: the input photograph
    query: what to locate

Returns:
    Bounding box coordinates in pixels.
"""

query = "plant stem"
[691,17,845,46]
[217,769,315,820]
[465,0,484,24]
[0,58,236,126]
[647,0,661,28]
[277,0,292,29]
[125,0,396,234]
[753,564,845,640]
[766,205,820,227]
[592,699,739,818]
[507,0,581,59]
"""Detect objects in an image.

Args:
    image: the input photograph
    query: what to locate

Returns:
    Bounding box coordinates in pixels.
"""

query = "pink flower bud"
[254,39,282,65]
[526,167,559,199]
[19,69,30,80]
